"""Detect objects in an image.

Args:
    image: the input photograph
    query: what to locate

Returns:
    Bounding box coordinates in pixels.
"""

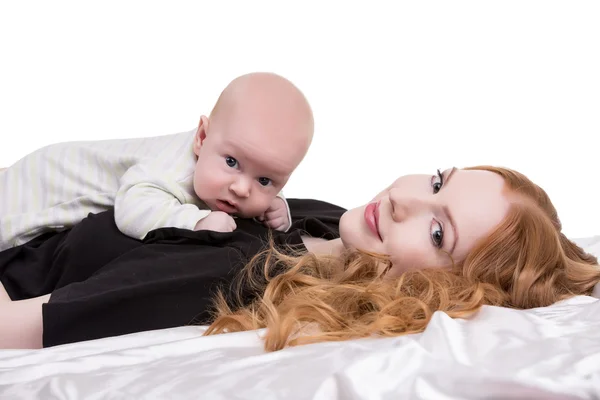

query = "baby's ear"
[193,116,209,155]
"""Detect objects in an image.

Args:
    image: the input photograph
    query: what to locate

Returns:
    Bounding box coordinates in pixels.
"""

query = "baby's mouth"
[215,199,238,214]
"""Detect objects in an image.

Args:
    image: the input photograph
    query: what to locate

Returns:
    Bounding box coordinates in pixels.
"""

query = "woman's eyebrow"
[446,166,457,182]
[443,167,459,255]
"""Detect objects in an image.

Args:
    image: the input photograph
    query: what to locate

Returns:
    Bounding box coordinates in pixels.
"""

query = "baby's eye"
[225,156,238,168]
[258,177,271,186]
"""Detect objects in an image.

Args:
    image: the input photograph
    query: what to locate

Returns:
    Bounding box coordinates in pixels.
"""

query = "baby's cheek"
[212,175,229,191]
[259,197,276,214]
[195,172,224,197]
[237,197,269,218]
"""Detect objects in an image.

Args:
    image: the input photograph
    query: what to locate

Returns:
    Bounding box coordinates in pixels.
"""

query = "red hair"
[205,166,599,351]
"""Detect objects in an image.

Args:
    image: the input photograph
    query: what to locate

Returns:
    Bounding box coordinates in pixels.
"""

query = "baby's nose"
[230,177,251,198]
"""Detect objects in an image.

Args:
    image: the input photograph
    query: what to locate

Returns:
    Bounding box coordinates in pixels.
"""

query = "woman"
[1,166,598,350]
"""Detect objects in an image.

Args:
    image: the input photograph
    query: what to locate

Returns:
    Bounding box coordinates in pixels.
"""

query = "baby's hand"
[194,211,237,232]
[259,197,290,232]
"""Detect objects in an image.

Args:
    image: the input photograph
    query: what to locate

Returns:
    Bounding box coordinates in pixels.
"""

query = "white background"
[0,1,598,237]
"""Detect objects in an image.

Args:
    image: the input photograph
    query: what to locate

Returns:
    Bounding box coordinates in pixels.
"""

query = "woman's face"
[339,168,512,276]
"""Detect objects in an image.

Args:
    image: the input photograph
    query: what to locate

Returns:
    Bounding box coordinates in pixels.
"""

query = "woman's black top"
[0,199,344,347]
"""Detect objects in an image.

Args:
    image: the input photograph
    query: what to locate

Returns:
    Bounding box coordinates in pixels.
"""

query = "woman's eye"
[225,156,238,168]
[430,221,444,248]
[258,177,271,186]
[431,169,444,194]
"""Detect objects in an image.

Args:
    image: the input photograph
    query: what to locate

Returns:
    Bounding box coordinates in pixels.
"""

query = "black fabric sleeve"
[43,238,248,347]
[38,199,345,347]
[0,232,69,300]
[0,211,143,300]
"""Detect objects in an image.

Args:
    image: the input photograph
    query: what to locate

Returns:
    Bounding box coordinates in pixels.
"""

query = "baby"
[0,72,314,251]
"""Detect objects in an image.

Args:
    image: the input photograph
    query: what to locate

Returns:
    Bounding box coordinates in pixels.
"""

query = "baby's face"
[192,116,307,218]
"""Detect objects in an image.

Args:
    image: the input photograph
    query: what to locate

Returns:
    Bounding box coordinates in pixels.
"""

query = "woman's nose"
[388,188,430,222]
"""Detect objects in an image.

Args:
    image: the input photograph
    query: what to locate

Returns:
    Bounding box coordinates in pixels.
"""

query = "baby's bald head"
[208,72,314,165]
[211,72,312,121]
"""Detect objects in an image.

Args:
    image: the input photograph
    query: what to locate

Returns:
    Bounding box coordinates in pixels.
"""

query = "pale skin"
[0,168,511,349]
[191,72,314,233]
[0,282,47,349]
[302,168,512,276]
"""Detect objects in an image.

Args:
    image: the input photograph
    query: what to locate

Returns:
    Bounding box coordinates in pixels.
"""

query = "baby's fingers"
[265,216,285,229]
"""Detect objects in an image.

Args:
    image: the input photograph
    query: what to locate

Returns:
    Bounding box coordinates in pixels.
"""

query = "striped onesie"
[0,129,288,252]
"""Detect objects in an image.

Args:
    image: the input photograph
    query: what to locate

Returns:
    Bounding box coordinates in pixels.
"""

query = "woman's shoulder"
[286,198,347,219]
[286,198,344,241]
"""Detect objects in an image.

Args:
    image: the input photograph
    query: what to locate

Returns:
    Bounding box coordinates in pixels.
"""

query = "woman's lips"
[364,201,382,241]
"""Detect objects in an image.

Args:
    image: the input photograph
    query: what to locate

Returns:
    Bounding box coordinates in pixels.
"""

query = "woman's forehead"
[443,169,511,259]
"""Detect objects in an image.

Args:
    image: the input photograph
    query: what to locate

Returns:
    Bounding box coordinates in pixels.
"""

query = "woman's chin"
[338,212,356,250]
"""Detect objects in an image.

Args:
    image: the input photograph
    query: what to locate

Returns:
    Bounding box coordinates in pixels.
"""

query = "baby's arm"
[115,164,214,240]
